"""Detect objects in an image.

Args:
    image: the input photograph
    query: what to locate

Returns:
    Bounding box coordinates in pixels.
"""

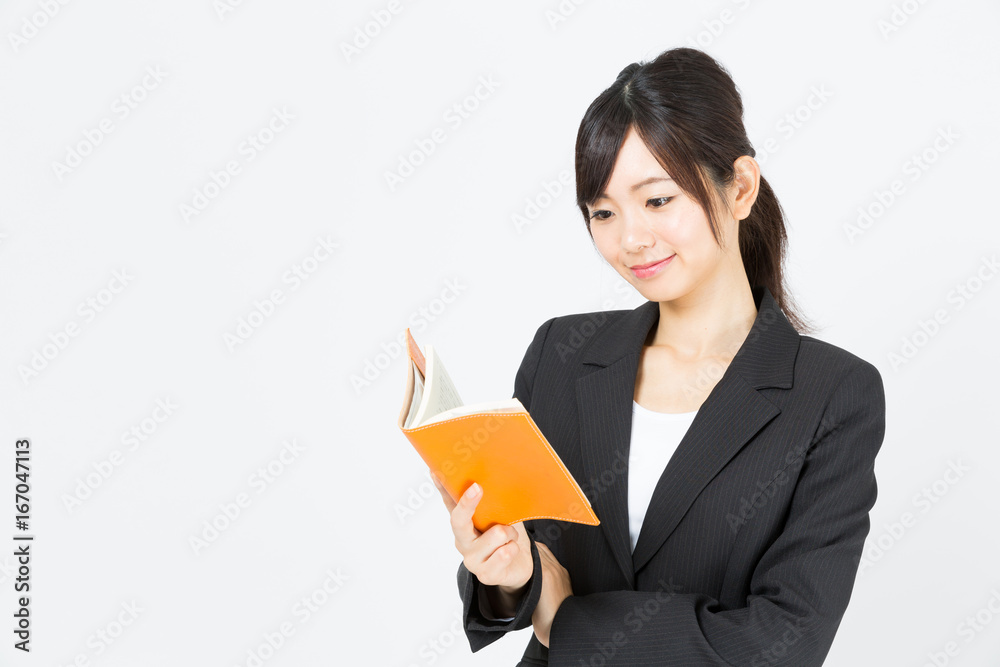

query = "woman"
[432,46,886,666]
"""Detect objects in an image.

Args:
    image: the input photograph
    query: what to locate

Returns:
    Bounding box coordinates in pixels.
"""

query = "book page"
[402,358,425,429]
[411,344,464,427]
[420,397,526,426]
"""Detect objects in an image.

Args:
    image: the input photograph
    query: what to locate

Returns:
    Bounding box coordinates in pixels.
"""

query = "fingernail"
[468,482,480,497]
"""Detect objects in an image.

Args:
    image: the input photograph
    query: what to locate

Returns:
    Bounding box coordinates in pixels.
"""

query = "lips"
[631,255,675,270]
[630,254,675,279]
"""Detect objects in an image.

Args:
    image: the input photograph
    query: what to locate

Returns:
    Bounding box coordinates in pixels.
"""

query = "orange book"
[397,328,599,533]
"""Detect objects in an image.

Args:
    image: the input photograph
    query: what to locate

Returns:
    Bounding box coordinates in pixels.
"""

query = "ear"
[730,155,761,221]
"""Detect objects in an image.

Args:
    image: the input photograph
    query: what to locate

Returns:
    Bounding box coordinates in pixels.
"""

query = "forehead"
[607,130,672,182]
[596,132,675,202]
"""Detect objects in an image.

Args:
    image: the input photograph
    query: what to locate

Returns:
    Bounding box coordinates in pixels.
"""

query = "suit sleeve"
[457,316,557,652]
[478,587,517,622]
[545,361,887,666]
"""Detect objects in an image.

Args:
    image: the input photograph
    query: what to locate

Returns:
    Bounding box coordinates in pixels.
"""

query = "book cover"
[397,328,599,532]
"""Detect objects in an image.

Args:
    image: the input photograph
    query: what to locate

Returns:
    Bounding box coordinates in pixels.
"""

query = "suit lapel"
[576,285,800,586]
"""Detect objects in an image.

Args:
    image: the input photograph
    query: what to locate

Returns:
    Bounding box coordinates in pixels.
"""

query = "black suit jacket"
[456,284,886,666]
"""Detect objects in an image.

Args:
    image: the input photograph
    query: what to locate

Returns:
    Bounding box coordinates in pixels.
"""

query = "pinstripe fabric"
[456,285,886,666]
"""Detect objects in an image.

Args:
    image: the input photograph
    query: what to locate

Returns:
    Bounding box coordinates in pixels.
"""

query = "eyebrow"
[595,176,674,202]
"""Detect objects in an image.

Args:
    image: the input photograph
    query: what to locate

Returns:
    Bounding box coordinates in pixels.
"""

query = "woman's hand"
[531,541,573,648]
[431,472,534,612]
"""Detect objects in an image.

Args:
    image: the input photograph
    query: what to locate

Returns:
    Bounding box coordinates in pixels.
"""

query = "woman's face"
[587,126,740,304]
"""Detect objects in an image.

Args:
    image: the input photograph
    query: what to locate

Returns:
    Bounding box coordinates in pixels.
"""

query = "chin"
[626,280,668,302]
[630,278,691,304]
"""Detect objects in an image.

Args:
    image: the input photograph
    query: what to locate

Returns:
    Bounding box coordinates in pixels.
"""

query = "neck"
[648,278,758,362]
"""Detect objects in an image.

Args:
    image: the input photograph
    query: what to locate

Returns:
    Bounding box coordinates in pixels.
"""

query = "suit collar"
[580,284,798,390]
[574,284,801,585]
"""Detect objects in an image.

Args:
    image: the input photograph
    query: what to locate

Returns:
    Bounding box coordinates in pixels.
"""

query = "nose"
[620,211,656,254]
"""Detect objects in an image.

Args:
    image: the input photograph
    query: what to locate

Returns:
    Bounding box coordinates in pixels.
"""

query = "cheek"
[658,204,714,253]
[591,229,618,262]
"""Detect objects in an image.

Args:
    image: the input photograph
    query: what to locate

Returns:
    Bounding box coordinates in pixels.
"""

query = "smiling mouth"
[630,254,675,270]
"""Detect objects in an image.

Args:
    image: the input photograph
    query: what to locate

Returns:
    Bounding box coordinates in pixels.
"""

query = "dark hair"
[575,47,815,335]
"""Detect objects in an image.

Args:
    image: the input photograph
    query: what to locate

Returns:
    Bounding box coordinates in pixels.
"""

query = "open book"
[398,328,599,532]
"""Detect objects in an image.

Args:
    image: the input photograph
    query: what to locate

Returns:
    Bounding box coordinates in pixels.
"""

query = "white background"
[1,0,998,665]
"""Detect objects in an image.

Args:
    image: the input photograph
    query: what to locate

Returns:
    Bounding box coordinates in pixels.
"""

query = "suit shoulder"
[518,307,631,367]
[549,306,631,328]
[541,307,630,343]
[797,334,883,385]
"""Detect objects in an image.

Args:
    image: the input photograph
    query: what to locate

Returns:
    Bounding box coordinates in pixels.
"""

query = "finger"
[451,481,486,546]
[510,520,528,540]
[476,523,520,559]
[430,471,457,513]
[535,542,567,576]
[535,541,555,565]
[468,523,522,575]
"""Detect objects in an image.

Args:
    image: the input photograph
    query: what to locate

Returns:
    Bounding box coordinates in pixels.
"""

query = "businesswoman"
[432,46,886,666]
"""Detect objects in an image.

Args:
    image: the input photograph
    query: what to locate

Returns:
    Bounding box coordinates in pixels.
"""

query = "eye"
[649,196,674,208]
[589,196,674,221]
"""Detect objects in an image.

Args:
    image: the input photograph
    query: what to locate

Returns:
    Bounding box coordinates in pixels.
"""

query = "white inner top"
[628,400,698,553]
